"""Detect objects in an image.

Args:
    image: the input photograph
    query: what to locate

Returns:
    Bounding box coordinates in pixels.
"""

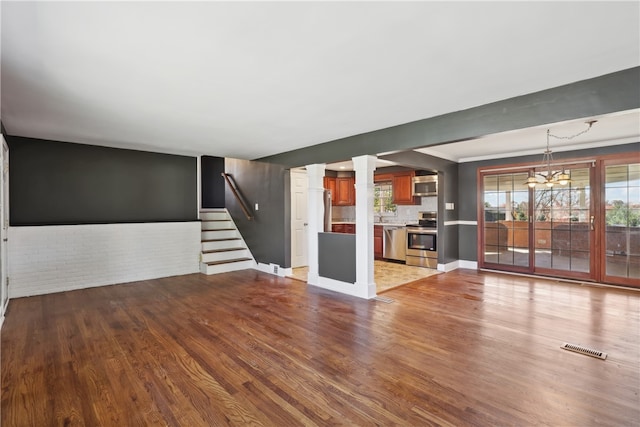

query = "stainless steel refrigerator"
[323,189,332,232]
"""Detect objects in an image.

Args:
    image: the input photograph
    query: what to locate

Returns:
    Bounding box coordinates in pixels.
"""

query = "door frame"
[598,155,640,287]
[477,151,639,287]
[529,161,598,282]
[290,169,309,268]
[1,137,9,316]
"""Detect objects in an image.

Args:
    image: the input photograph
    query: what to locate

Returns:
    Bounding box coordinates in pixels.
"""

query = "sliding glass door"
[482,172,530,271]
[479,154,639,288]
[533,166,593,280]
[602,160,640,285]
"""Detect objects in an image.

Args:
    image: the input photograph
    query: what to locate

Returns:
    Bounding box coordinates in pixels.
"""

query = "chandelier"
[524,120,597,188]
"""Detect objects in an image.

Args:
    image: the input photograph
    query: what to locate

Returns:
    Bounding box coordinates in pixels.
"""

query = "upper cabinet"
[325,170,418,206]
[392,172,419,205]
[324,176,355,206]
[335,177,355,205]
[324,177,337,202]
[375,171,420,205]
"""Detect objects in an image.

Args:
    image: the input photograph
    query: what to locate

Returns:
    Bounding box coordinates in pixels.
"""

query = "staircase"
[200,209,256,275]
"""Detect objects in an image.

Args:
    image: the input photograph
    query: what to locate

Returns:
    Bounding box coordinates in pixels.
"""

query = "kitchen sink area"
[377,211,438,268]
[329,167,439,271]
[294,164,443,293]
[291,167,439,295]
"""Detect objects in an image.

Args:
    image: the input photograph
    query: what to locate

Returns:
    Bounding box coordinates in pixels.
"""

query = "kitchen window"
[374,182,397,214]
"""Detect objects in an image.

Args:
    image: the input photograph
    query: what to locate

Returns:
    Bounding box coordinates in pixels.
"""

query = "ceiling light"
[524,120,596,188]
[557,171,571,186]
[525,175,538,188]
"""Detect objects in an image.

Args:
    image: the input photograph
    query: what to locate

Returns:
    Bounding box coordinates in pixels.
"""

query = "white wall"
[8,222,201,298]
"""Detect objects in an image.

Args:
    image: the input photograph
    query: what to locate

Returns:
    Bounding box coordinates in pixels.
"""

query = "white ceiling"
[1,2,639,160]
[325,109,640,170]
[416,109,640,163]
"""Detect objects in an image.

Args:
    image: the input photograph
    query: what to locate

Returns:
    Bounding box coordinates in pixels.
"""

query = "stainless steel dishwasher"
[383,225,406,261]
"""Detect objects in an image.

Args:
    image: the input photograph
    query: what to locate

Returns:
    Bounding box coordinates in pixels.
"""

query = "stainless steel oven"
[406,212,437,268]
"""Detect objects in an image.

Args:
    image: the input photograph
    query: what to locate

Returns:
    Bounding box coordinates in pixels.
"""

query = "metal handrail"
[221,173,254,220]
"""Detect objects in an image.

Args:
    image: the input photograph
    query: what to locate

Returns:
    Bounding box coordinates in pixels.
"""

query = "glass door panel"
[481,155,638,287]
[534,167,592,276]
[604,163,640,283]
[483,172,530,269]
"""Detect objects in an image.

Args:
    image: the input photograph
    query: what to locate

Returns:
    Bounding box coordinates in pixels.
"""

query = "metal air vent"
[561,342,607,360]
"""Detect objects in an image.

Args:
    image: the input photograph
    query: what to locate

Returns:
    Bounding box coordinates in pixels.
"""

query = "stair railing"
[221,173,254,220]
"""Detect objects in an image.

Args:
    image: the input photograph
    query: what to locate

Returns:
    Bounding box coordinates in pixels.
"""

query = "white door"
[1,137,8,313]
[290,169,308,268]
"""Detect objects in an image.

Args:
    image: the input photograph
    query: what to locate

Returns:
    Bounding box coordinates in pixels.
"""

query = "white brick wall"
[8,222,201,298]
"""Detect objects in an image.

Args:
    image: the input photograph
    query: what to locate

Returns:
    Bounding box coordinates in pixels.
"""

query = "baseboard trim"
[459,260,478,269]
[255,262,290,277]
[438,260,478,272]
[479,268,640,292]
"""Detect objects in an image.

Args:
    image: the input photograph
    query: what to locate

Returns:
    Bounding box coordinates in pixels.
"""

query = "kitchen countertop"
[332,221,407,227]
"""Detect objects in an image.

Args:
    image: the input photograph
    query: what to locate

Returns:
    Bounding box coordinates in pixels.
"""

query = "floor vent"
[374,296,395,304]
[561,342,607,360]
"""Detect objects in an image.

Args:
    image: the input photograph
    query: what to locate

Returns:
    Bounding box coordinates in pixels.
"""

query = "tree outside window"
[607,200,640,227]
[374,182,396,214]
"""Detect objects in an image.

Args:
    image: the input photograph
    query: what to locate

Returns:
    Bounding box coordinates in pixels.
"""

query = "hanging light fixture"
[525,173,538,188]
[524,120,597,188]
[557,170,571,186]
[541,129,558,187]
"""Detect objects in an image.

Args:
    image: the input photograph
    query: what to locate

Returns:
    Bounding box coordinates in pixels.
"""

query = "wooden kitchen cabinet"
[332,223,355,234]
[324,176,355,206]
[335,177,355,205]
[324,177,337,200]
[392,172,419,205]
[374,171,419,205]
[374,225,383,259]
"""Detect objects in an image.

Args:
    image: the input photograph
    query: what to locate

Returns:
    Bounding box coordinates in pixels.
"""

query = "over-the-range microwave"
[412,175,438,197]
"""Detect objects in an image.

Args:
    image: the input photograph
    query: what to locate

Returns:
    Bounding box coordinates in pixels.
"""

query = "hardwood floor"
[2,269,639,426]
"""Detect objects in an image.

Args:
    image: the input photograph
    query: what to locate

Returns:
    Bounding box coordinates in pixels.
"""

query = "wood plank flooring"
[2,269,639,426]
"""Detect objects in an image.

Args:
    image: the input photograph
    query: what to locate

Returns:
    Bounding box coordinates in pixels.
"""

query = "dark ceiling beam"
[259,67,640,168]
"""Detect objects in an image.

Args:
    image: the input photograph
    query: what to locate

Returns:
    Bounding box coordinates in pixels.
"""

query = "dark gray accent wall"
[457,160,480,263]
[224,158,290,268]
[318,232,356,283]
[457,142,640,261]
[6,135,197,225]
[201,156,225,209]
[259,67,639,168]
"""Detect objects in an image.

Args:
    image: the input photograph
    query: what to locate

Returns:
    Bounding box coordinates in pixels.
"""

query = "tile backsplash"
[332,196,437,223]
